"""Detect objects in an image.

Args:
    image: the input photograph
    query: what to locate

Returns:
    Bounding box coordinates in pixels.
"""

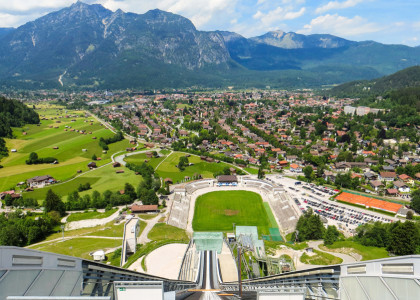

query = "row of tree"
[26,152,58,165]
[295,209,420,256]
[356,221,420,255]
[0,97,40,160]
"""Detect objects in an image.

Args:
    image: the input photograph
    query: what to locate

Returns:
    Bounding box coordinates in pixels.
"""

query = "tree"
[324,225,340,245]
[124,183,137,201]
[303,166,314,181]
[145,189,158,205]
[92,154,97,161]
[295,209,325,242]
[258,166,265,179]
[28,152,38,162]
[43,189,65,216]
[4,194,13,206]
[388,221,420,255]
[177,156,189,171]
[406,210,414,220]
[411,189,420,214]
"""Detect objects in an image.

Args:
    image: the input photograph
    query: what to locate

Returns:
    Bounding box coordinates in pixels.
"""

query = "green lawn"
[66,209,118,222]
[148,223,189,241]
[138,214,159,220]
[322,241,389,261]
[155,152,239,183]
[300,250,343,265]
[89,222,127,238]
[192,191,272,235]
[245,167,259,175]
[29,237,122,260]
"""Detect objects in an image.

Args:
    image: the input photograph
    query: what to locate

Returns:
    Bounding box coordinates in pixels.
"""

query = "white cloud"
[315,0,364,14]
[298,14,382,37]
[253,6,306,27]
[0,0,73,13]
[0,13,33,27]
[99,0,237,28]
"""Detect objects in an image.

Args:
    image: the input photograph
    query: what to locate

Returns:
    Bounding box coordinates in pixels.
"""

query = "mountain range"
[0,1,420,90]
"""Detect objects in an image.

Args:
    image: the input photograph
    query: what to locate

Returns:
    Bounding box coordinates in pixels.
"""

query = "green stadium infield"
[192,190,273,236]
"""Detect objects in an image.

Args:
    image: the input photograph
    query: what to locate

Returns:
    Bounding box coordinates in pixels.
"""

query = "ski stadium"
[1,175,419,300]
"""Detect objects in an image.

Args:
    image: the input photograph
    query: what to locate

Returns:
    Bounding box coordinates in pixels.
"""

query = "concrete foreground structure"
[1,246,420,300]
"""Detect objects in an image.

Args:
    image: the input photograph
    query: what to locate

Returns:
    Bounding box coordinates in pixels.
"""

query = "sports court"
[336,192,402,214]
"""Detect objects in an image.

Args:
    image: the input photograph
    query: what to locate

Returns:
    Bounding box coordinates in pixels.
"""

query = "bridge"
[1,246,420,299]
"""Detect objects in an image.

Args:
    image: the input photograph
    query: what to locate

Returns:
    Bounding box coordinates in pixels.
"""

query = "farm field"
[155,152,239,183]
[192,191,272,236]
[0,106,131,191]
[23,163,141,202]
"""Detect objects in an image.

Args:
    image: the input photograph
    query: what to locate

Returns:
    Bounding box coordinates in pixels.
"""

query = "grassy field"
[300,250,343,265]
[66,209,118,222]
[244,167,259,175]
[23,163,141,202]
[155,152,239,183]
[138,214,159,220]
[29,237,122,260]
[148,223,189,241]
[322,241,389,261]
[192,191,272,235]
[124,153,166,169]
[1,106,131,191]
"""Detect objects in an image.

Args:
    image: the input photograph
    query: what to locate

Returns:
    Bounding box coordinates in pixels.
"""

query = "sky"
[0,0,419,46]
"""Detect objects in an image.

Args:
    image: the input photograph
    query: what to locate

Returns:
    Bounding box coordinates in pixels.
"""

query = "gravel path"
[137,214,162,244]
[65,207,123,230]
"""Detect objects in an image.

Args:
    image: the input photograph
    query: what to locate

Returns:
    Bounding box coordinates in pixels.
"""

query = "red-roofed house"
[290,164,302,173]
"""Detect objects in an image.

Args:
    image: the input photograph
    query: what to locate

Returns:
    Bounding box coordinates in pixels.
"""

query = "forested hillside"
[330,66,420,98]
[0,97,39,158]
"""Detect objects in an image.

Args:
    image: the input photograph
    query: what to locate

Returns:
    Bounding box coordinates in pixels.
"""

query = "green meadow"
[0,106,132,192]
[155,152,239,183]
[124,152,166,169]
[23,164,141,202]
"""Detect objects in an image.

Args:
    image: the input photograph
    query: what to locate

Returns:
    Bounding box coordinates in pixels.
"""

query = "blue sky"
[0,0,419,46]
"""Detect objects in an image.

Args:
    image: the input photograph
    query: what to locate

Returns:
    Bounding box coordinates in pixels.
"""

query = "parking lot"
[266,175,399,235]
